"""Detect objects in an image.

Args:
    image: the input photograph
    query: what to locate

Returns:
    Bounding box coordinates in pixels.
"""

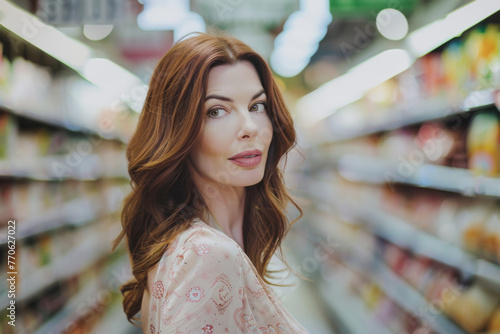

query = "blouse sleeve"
[146,227,306,334]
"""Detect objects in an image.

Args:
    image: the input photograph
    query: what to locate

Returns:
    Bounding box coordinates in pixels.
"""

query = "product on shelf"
[0,112,16,160]
[467,111,500,176]
[483,209,500,263]
[415,123,458,165]
[456,200,496,256]
[446,282,500,332]
[434,198,462,244]
[489,307,500,331]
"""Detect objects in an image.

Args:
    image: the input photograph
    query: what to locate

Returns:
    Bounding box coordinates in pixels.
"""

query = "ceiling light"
[83,24,114,41]
[137,0,205,41]
[270,0,331,77]
[407,0,500,57]
[296,49,414,127]
[376,8,408,41]
[0,1,145,113]
[296,0,500,129]
[83,58,142,96]
[0,0,91,70]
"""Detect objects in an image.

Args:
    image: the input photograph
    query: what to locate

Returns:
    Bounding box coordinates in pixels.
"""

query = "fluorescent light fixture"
[0,0,92,70]
[83,24,114,41]
[172,12,206,42]
[137,0,190,30]
[137,0,205,42]
[270,0,331,77]
[407,0,500,57]
[83,58,143,96]
[0,1,145,113]
[296,49,414,127]
[376,8,408,41]
[296,0,500,128]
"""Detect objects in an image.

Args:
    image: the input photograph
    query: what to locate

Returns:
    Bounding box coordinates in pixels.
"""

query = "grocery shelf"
[90,300,140,334]
[0,158,129,181]
[0,233,116,309]
[0,195,117,244]
[367,257,466,334]
[306,179,500,293]
[32,276,102,334]
[318,278,392,334]
[33,255,131,334]
[324,88,498,143]
[337,154,500,198]
[354,208,479,278]
[0,103,126,144]
[308,226,467,334]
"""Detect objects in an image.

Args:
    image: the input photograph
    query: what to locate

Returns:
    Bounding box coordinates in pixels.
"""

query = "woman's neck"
[202,185,246,235]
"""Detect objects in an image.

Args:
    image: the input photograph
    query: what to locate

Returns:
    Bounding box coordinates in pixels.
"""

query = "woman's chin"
[231,174,265,187]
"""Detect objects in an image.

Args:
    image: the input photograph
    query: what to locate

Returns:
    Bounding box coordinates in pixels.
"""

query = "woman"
[112,30,309,333]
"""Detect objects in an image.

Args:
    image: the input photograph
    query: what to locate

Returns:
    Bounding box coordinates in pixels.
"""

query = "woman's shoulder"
[162,217,244,261]
[151,218,251,288]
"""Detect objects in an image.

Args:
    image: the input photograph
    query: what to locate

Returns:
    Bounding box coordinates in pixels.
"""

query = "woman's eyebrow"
[205,88,265,102]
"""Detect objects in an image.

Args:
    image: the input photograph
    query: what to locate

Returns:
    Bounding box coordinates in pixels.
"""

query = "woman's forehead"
[206,62,261,89]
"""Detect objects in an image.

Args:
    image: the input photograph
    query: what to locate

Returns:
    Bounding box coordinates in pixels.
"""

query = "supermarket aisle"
[1,1,500,334]
[269,232,336,334]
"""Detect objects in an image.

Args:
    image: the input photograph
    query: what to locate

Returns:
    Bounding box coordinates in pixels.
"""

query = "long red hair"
[112,30,305,325]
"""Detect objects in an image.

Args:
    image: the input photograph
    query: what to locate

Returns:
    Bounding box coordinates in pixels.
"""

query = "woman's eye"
[207,107,227,118]
[250,102,267,112]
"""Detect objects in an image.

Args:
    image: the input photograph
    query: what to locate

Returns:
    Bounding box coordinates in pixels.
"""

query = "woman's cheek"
[258,117,273,146]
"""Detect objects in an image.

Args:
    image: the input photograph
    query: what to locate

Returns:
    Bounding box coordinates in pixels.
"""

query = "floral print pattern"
[145,218,309,333]
[202,324,214,333]
[152,280,165,299]
[185,286,205,302]
[195,243,210,255]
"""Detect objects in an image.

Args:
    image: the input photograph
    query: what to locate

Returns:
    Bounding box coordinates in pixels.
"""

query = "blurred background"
[0,0,500,333]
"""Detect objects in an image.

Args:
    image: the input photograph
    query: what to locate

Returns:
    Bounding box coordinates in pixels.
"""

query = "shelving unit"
[0,104,127,144]
[0,195,120,244]
[0,231,118,310]
[299,214,468,334]
[318,277,393,334]
[294,5,500,334]
[0,23,133,333]
[305,175,500,290]
[89,300,140,334]
[32,255,135,334]
[336,154,500,198]
[318,88,499,144]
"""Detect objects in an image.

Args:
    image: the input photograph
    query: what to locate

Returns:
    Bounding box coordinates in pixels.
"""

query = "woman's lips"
[229,155,262,167]
[228,149,263,160]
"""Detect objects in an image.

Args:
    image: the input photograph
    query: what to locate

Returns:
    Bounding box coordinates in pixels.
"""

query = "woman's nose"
[237,110,259,139]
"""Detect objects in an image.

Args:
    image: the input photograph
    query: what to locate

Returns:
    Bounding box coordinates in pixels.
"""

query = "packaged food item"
[488,307,500,331]
[0,112,16,160]
[475,25,500,87]
[378,128,419,162]
[447,282,500,332]
[424,267,462,316]
[466,112,500,176]
[421,53,444,98]
[415,123,456,165]
[455,201,494,255]
[407,192,443,232]
[442,40,468,101]
[384,243,409,277]
[483,209,500,262]
[360,282,382,310]
[403,256,433,291]
[434,198,460,244]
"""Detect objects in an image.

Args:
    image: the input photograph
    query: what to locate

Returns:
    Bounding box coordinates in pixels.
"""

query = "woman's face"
[188,60,273,190]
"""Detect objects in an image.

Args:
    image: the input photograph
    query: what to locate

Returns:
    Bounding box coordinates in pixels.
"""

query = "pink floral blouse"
[142,217,309,334]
